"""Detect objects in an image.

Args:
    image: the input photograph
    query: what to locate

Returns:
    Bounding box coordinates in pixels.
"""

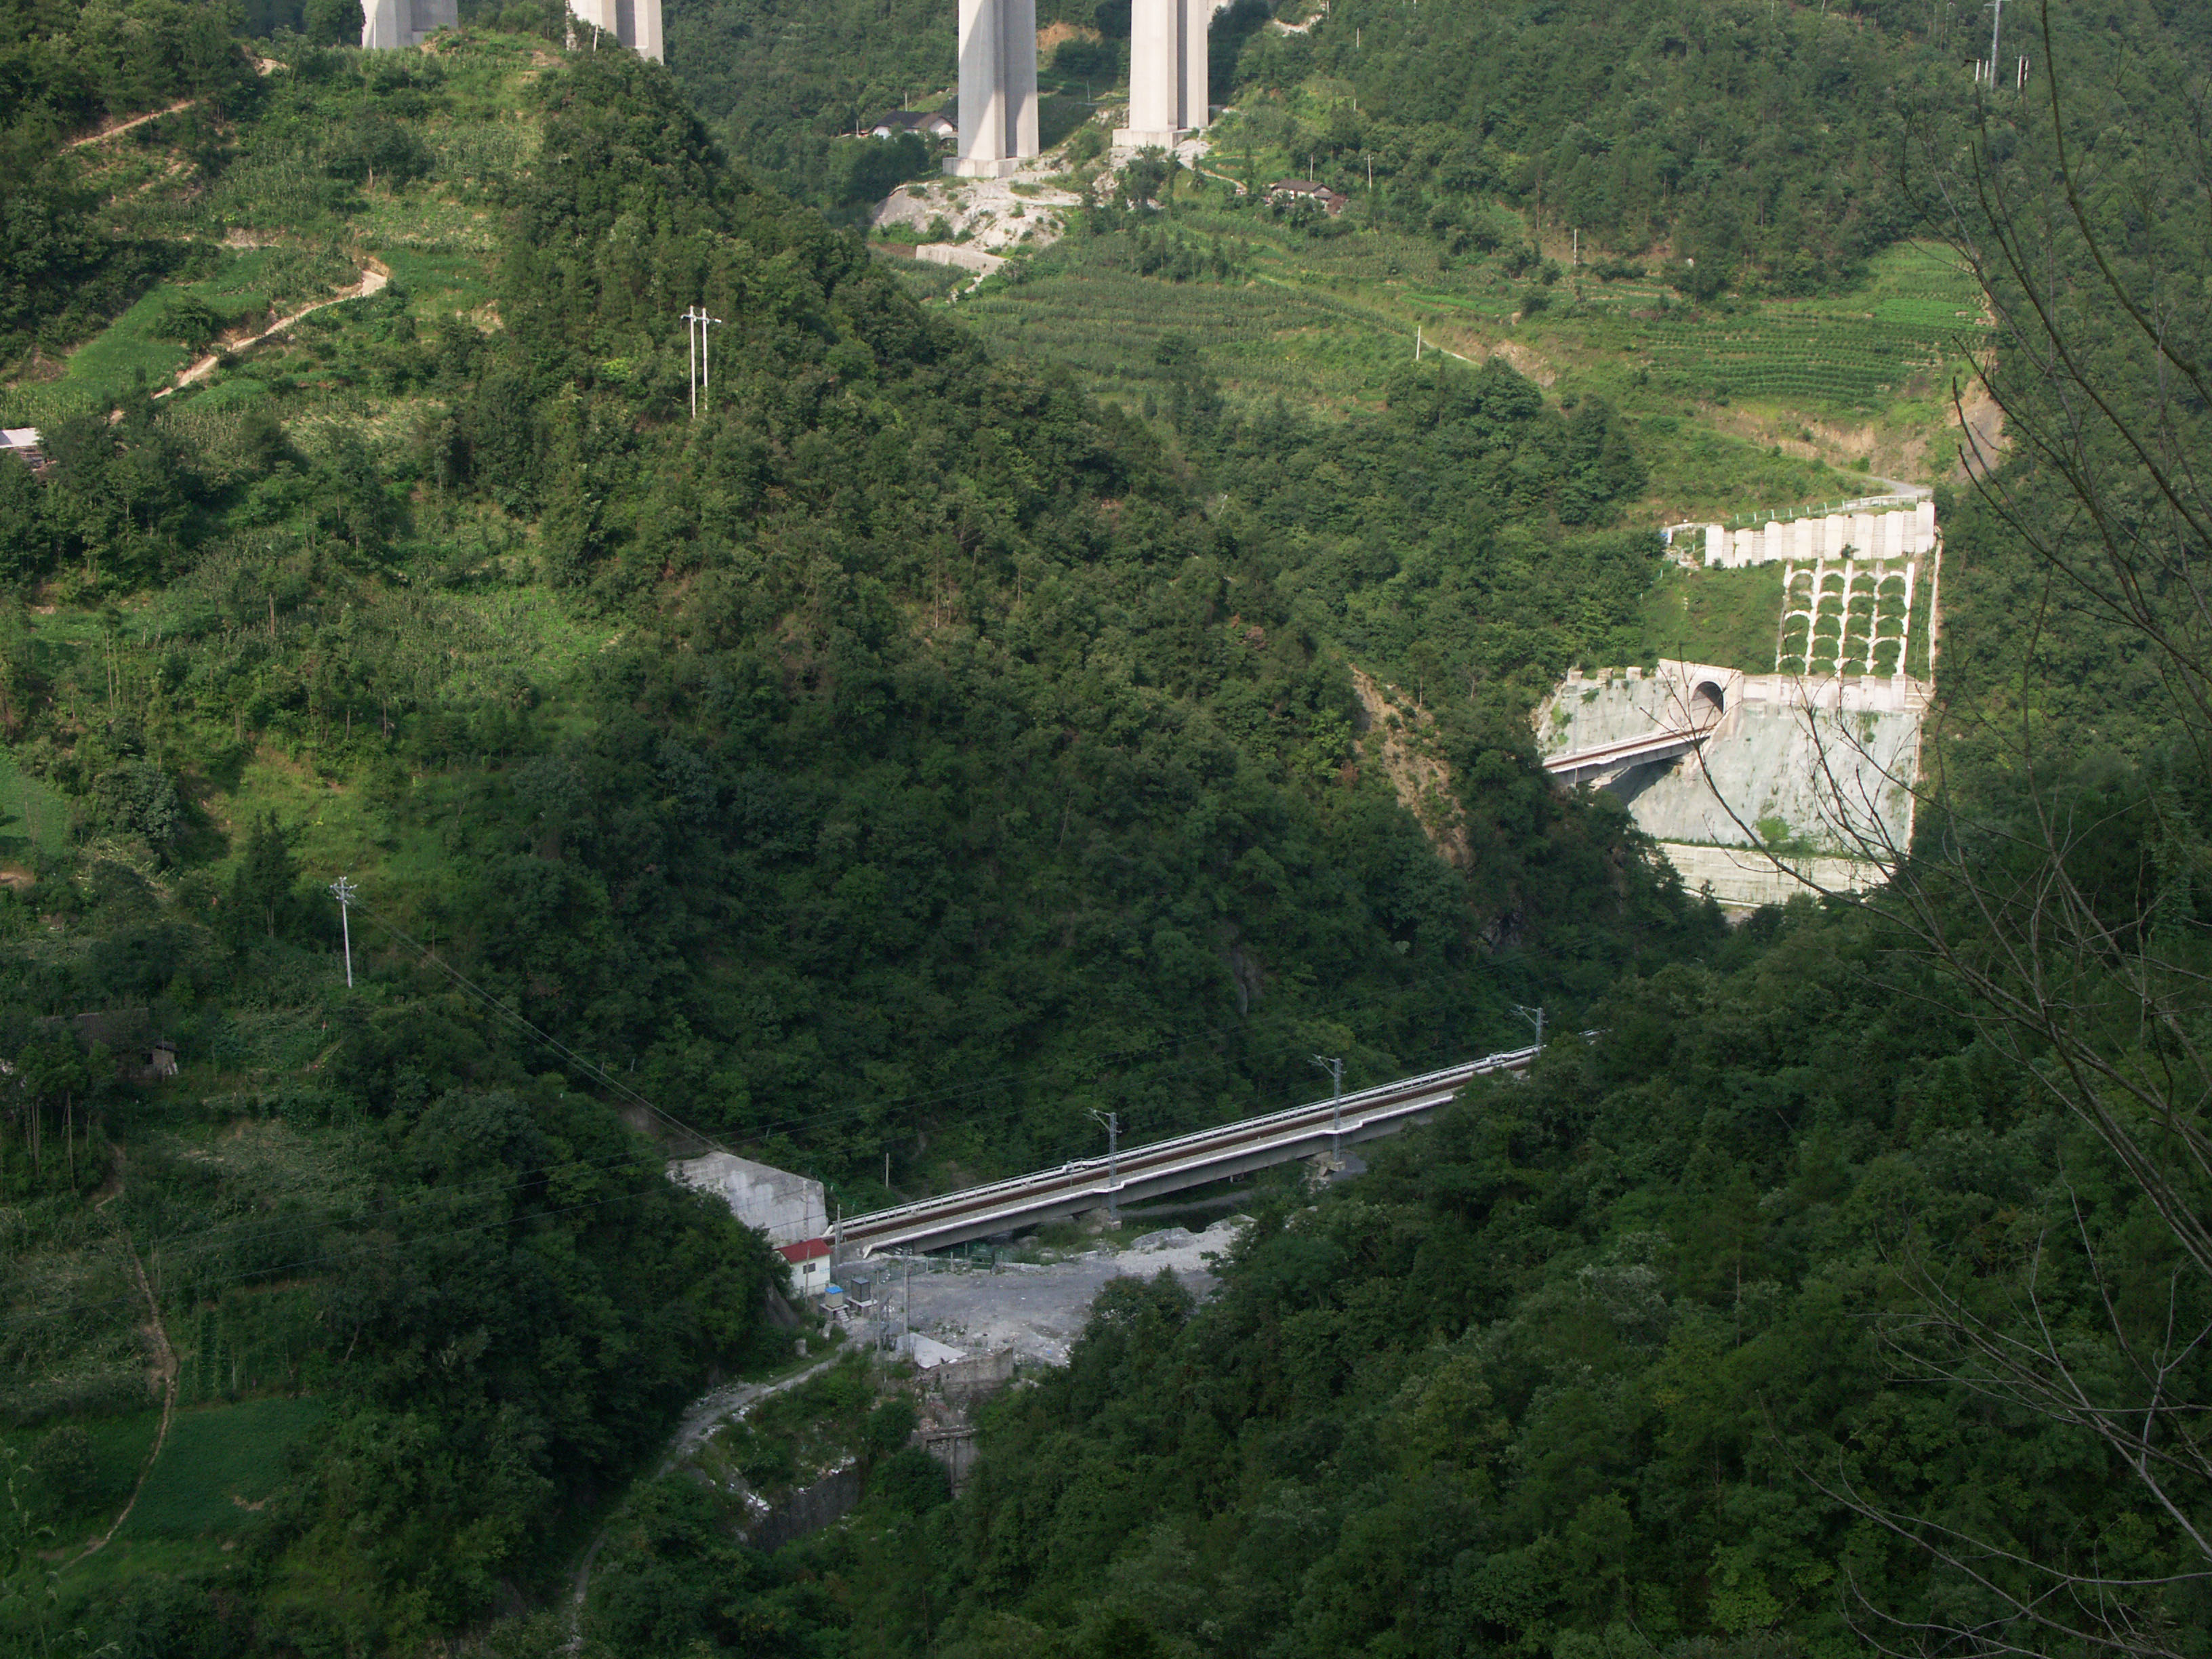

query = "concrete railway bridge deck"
[833,1046,1540,1261]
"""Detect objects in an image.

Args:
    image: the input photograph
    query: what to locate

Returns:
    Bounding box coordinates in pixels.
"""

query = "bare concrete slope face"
[1538,504,1941,907]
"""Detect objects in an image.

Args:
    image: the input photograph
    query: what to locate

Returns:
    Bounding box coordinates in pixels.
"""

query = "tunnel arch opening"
[1692,680,1726,722]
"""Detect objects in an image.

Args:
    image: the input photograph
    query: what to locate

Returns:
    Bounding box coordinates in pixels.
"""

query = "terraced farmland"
[966,262,1412,413]
[1569,241,1990,412]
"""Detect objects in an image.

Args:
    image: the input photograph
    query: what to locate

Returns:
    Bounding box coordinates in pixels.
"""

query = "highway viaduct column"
[363,0,456,50]
[563,0,664,62]
[1114,0,1212,148]
[949,0,1040,177]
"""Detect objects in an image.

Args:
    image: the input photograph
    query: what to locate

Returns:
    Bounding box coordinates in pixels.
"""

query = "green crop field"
[2,1408,164,1538]
[948,169,1970,518]
[121,1396,328,1538]
[1637,563,1789,674]
[0,744,70,863]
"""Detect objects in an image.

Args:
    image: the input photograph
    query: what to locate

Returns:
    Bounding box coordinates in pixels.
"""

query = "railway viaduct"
[828,1046,1540,1261]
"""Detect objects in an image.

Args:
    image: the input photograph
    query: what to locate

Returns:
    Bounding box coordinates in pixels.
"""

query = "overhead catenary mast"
[1313,1054,1345,1159]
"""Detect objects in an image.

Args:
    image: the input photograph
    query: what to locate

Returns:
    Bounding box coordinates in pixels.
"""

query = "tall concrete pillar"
[363,0,455,49]
[1116,0,1210,146]
[950,0,1038,178]
[630,0,663,64]
[565,0,663,62]
[363,0,401,49]
[1185,0,1211,129]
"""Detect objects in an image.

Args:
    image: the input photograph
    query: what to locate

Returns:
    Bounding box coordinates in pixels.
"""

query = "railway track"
[835,1046,1539,1258]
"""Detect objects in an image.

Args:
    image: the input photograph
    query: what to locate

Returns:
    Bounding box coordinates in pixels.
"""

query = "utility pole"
[680,306,699,417]
[678,306,725,418]
[1086,1108,1120,1223]
[329,876,357,988]
[1313,1054,1345,1158]
[1513,1003,1544,1050]
[1985,0,2003,85]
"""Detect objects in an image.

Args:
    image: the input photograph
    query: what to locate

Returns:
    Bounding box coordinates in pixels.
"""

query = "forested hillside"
[670,0,1948,288]
[4,3,2210,1656]
[0,20,1725,1653]
[762,12,2212,1659]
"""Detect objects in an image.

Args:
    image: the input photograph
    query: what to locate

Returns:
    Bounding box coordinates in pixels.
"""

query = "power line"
[347,895,729,1156]
[64,867,1609,1279]
[104,978,1500,1280]
[9,1017,1586,1337]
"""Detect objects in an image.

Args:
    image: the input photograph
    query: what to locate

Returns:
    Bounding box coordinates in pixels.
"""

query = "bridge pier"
[561,0,664,62]
[1114,0,1212,148]
[362,0,455,50]
[949,0,1039,176]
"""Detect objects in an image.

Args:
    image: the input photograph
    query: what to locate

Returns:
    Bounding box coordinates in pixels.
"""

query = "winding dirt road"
[66,100,194,150]
[155,262,390,399]
[562,1353,844,1652]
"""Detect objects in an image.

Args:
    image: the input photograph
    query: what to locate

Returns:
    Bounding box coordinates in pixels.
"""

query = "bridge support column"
[363,0,456,49]
[949,0,1039,178]
[562,0,663,62]
[1115,0,1211,147]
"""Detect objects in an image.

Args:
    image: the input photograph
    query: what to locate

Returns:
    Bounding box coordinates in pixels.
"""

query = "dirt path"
[66,100,194,149]
[562,1353,843,1652]
[71,1232,176,1563]
[155,261,390,398]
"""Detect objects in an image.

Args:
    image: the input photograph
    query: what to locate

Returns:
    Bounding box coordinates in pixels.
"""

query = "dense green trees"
[750,901,2207,1659]
[0,0,260,358]
[5,6,2205,1654]
[0,35,1718,1649]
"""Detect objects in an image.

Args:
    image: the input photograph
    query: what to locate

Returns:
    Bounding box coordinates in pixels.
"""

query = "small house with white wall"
[778,1235,835,1295]
[869,110,956,141]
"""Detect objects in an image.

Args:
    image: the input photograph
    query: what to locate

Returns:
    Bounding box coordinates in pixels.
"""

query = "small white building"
[1,428,45,474]
[869,110,956,141]
[779,1236,835,1296]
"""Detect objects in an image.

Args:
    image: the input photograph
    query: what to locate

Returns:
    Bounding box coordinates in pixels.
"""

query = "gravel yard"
[859,1218,1250,1368]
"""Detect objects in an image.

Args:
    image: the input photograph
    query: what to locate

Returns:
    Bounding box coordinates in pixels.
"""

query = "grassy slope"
[0,37,640,1607]
[3,35,583,881]
[0,22,1961,1621]
[906,82,1986,672]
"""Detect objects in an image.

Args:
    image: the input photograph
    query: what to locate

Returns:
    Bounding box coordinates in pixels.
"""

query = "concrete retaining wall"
[914,243,1007,276]
[1656,841,1881,907]
[1703,500,1936,568]
[668,1153,828,1248]
[1540,665,1925,861]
